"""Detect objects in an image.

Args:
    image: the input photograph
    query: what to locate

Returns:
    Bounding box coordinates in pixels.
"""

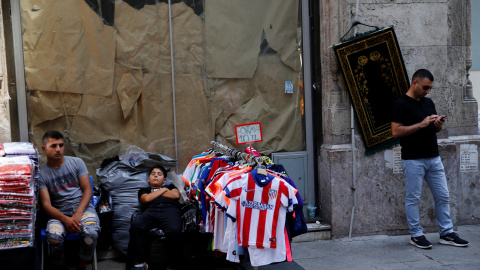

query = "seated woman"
[128,165,182,270]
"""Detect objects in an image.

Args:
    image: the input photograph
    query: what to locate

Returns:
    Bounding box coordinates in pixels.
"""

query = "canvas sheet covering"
[333,27,409,154]
[205,0,300,78]
[21,0,116,96]
[20,0,304,171]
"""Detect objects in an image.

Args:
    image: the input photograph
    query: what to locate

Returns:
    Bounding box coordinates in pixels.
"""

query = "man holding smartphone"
[391,69,469,249]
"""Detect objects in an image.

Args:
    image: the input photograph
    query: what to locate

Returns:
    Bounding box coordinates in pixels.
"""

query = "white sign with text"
[235,122,263,144]
[460,144,478,172]
[393,146,402,174]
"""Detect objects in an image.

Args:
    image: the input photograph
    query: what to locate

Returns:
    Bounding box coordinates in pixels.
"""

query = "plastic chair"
[40,176,98,270]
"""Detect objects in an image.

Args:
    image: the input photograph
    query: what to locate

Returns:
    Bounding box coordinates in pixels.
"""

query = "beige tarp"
[21,0,116,96]
[114,2,204,74]
[22,0,304,171]
[205,0,300,78]
[211,54,304,151]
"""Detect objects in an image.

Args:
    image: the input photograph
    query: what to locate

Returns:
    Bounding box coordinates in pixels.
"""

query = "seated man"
[38,130,100,269]
[128,165,182,270]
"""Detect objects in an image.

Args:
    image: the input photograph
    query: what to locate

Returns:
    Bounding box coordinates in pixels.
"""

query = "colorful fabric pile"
[0,143,38,250]
[2,143,39,192]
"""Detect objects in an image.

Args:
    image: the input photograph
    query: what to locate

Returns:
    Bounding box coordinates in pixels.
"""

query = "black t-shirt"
[391,94,439,160]
[138,184,181,209]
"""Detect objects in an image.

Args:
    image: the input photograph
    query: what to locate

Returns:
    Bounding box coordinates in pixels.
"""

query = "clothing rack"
[210,141,263,165]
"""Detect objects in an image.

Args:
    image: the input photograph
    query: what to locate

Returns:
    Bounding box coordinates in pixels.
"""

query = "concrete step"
[292,222,331,242]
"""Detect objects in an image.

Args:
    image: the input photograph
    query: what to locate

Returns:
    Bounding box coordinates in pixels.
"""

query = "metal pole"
[168,0,179,173]
[10,0,29,142]
[301,0,315,211]
[348,0,360,239]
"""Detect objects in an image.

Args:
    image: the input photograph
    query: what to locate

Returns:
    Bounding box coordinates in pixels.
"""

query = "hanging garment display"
[180,141,306,267]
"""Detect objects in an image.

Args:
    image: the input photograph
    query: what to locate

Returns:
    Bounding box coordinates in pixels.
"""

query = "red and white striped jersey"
[209,169,249,249]
[224,169,297,249]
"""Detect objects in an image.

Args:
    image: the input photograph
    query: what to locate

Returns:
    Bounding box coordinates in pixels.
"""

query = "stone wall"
[319,0,479,237]
[0,6,10,144]
[320,135,480,237]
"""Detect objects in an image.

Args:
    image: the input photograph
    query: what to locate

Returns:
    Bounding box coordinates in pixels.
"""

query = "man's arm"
[71,175,92,227]
[391,114,438,138]
[140,187,180,205]
[39,189,81,233]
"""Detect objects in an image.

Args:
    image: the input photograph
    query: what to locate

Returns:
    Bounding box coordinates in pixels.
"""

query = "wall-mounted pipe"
[348,0,360,239]
[168,0,179,174]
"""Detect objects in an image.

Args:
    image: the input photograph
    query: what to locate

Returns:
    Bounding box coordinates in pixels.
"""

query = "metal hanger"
[340,20,380,42]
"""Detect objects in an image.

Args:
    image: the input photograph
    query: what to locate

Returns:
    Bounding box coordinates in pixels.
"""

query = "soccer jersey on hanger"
[224,168,297,249]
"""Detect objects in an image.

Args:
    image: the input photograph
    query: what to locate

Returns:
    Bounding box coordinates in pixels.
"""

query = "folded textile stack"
[0,155,36,249]
[2,142,37,155]
[2,142,39,193]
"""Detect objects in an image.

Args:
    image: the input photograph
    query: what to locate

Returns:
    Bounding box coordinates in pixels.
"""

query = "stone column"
[464,0,475,102]
[317,0,479,238]
[0,7,10,143]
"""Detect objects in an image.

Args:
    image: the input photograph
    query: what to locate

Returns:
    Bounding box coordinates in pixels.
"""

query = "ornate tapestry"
[333,27,409,155]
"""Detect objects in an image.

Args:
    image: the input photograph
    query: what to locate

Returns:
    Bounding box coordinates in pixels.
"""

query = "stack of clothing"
[2,143,39,192]
[0,144,37,249]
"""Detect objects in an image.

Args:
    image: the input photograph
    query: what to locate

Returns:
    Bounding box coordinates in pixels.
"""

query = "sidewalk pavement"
[98,224,480,270]
[293,224,480,270]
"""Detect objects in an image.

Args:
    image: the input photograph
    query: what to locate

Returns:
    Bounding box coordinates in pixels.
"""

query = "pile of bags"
[96,146,184,254]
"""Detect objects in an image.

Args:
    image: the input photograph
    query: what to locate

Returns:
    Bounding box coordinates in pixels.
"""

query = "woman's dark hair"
[149,165,167,178]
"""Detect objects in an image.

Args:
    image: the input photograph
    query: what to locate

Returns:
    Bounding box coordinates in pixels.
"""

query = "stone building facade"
[0,1,477,238]
[318,0,479,237]
[0,6,10,144]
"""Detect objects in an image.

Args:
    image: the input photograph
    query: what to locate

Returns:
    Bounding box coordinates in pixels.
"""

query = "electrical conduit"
[348,0,360,239]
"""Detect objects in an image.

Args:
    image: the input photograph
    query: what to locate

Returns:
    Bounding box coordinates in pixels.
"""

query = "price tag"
[235,122,263,145]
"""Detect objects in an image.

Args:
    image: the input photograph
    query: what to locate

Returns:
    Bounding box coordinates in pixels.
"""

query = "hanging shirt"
[181,154,213,188]
[198,158,230,224]
[224,168,297,249]
[247,227,289,266]
[210,168,250,251]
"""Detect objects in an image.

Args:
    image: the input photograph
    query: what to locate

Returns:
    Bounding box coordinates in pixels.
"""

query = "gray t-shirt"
[39,156,89,214]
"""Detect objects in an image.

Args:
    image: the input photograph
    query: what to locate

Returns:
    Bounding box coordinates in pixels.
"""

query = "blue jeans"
[402,156,454,237]
[46,204,100,261]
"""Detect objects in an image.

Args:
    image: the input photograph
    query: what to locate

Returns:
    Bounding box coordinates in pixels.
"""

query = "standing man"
[39,130,100,269]
[391,69,469,249]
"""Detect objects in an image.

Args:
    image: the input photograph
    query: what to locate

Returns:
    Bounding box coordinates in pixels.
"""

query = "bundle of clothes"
[0,143,39,249]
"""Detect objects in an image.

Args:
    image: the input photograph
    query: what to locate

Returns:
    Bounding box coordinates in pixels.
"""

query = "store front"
[6,0,318,217]
[8,0,475,244]
[0,1,323,267]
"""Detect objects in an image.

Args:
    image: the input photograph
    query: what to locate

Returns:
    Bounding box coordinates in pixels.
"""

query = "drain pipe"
[168,0,179,174]
[348,0,360,239]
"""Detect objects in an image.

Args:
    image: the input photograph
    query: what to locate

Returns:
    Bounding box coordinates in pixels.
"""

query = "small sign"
[285,81,293,94]
[460,144,478,172]
[235,122,263,145]
[393,146,402,174]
